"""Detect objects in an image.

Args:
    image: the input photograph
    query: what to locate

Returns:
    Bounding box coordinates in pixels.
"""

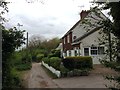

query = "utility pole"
[26,32,28,48]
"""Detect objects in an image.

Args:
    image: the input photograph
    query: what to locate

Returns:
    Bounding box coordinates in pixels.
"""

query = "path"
[27,63,59,88]
[23,63,117,88]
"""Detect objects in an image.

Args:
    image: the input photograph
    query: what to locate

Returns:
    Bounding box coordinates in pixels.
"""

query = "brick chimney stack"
[80,10,89,20]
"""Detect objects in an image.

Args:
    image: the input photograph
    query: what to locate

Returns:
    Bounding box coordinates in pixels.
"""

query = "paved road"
[25,63,116,88]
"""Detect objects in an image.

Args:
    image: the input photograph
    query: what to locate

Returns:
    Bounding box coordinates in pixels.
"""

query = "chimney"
[80,10,89,20]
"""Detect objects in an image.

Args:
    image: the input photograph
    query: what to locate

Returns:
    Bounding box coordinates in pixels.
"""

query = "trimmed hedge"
[49,57,61,70]
[42,57,61,70]
[42,57,50,65]
[62,56,93,70]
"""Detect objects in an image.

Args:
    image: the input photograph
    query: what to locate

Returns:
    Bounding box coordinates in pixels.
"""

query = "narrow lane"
[27,63,59,88]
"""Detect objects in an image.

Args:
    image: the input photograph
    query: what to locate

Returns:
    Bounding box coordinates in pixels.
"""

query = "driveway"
[23,63,117,88]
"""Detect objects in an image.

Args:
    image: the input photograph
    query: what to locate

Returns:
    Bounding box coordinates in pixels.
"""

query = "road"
[23,63,117,88]
[27,63,59,88]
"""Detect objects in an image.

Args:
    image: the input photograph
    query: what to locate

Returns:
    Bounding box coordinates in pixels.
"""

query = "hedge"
[49,57,61,70]
[42,57,50,65]
[62,56,93,70]
[42,57,61,70]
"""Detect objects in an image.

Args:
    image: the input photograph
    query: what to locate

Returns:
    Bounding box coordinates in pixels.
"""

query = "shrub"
[16,63,32,71]
[59,63,69,77]
[62,56,93,70]
[36,54,44,62]
[42,57,50,65]
[49,57,61,70]
[48,49,61,58]
[21,53,32,64]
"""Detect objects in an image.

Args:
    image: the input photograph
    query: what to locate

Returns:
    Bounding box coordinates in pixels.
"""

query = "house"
[61,8,108,64]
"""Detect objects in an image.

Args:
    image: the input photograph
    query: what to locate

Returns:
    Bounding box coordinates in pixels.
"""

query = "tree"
[2,25,25,88]
[92,1,120,89]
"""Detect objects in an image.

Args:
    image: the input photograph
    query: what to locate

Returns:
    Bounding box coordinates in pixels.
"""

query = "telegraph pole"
[26,32,28,48]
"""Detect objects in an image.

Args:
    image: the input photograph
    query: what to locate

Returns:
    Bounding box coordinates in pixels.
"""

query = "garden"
[41,49,93,78]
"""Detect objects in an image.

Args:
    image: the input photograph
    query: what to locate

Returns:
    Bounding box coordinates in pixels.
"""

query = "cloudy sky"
[4,0,94,39]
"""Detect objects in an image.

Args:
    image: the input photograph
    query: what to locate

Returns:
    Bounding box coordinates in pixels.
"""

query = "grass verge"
[41,64,58,79]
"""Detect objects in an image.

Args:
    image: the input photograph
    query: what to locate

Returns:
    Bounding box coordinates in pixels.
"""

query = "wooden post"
[26,32,28,48]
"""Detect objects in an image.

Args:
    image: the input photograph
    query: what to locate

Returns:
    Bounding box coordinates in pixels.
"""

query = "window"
[64,52,66,57]
[98,47,104,55]
[91,47,98,55]
[75,50,77,56]
[64,38,65,44]
[69,50,71,56]
[91,46,104,55]
[67,35,70,43]
[84,48,89,56]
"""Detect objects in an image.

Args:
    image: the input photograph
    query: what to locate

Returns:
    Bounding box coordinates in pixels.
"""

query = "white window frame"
[83,46,105,56]
[90,46,105,56]
[90,46,98,56]
[69,50,71,56]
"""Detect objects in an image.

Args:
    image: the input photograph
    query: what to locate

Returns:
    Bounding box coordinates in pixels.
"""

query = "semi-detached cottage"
[61,8,109,64]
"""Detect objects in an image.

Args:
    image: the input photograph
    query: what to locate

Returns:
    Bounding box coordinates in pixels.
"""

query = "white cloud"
[4,0,92,39]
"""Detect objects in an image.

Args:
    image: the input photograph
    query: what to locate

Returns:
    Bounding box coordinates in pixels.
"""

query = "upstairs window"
[64,37,65,44]
[73,36,76,40]
[67,35,70,43]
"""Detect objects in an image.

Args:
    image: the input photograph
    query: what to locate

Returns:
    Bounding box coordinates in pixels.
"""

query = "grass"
[41,64,58,79]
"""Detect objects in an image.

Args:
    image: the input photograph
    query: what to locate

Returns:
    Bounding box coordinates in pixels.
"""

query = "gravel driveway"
[23,63,117,88]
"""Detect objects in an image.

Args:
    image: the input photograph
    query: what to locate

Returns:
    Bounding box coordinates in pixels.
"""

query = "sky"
[4,0,94,39]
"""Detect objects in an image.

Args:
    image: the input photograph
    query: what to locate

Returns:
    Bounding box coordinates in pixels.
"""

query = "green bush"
[60,64,69,77]
[16,63,32,71]
[21,53,32,64]
[63,56,93,70]
[48,49,61,58]
[10,68,21,87]
[36,54,44,62]
[42,57,61,70]
[42,57,50,65]
[49,57,61,70]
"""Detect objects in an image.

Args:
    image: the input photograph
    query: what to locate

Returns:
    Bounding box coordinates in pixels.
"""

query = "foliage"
[16,63,32,71]
[49,57,61,70]
[0,1,9,24]
[92,2,120,89]
[36,54,44,62]
[62,56,93,70]
[48,49,61,58]
[28,36,60,62]
[42,57,50,65]
[42,57,61,70]
[2,25,26,88]
[60,63,69,77]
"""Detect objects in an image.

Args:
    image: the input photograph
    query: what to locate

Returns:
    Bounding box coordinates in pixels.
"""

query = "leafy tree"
[92,1,120,89]
[2,25,25,88]
[28,35,60,61]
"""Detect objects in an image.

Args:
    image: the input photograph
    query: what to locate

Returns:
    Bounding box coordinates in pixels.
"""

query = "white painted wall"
[80,29,106,64]
[42,61,61,78]
[72,10,106,42]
